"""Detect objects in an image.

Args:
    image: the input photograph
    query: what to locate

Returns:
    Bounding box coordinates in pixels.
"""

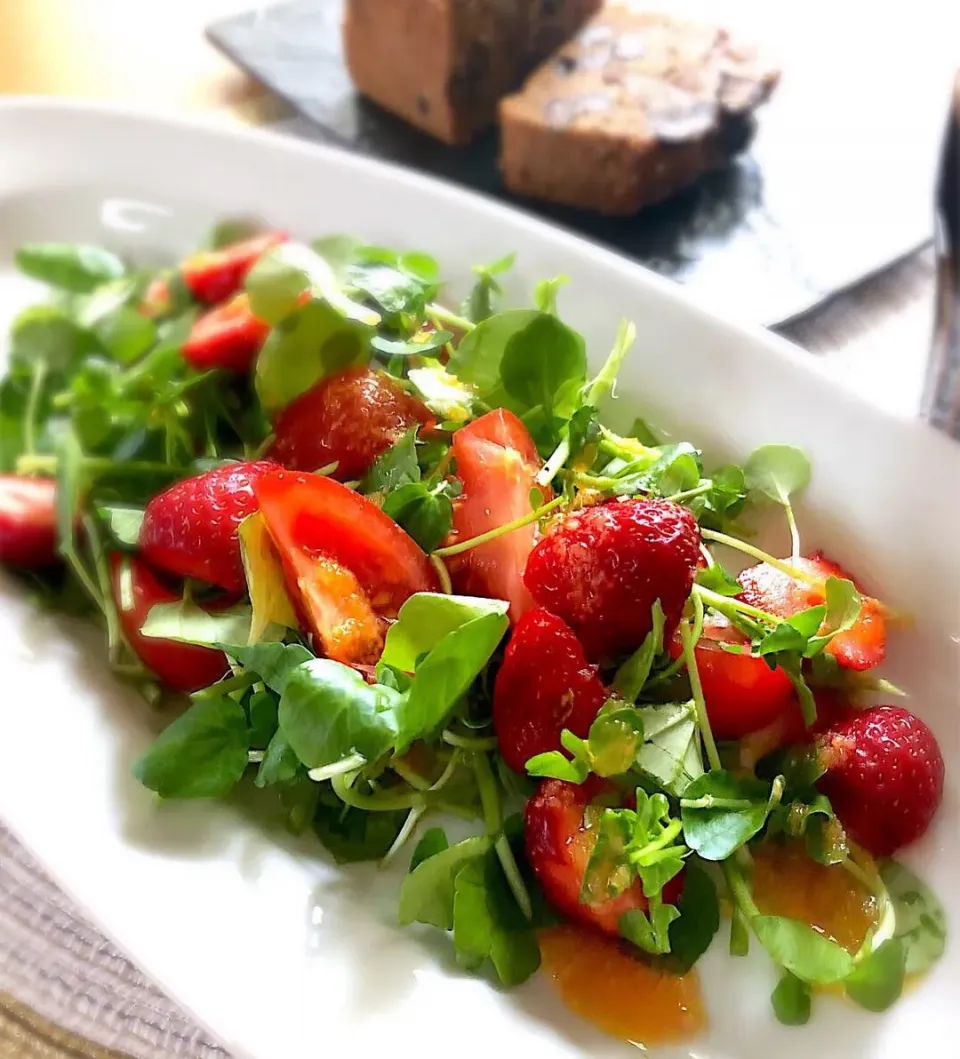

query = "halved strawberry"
[181,293,271,373]
[737,552,886,671]
[525,778,684,938]
[448,409,549,620]
[181,230,288,305]
[494,607,607,773]
[0,476,58,569]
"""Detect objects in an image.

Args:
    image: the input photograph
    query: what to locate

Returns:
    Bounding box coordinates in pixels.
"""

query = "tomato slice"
[668,614,794,740]
[737,552,886,672]
[449,409,549,620]
[110,554,229,693]
[254,471,439,660]
[181,293,270,373]
[181,230,288,305]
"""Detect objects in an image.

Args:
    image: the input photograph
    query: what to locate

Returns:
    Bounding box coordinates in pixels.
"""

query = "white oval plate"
[0,100,956,1059]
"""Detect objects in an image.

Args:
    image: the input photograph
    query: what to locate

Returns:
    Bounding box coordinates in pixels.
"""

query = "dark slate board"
[207,0,947,327]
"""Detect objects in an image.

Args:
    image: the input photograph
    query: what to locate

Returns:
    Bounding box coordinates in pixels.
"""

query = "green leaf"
[695,564,742,596]
[407,364,478,422]
[585,705,645,777]
[805,577,861,656]
[10,306,100,375]
[133,695,250,799]
[582,319,636,409]
[278,659,400,769]
[381,593,509,673]
[499,313,586,418]
[533,275,568,315]
[845,939,906,1012]
[371,330,453,357]
[16,243,125,293]
[98,504,144,548]
[771,971,812,1025]
[524,750,590,783]
[680,770,772,860]
[744,444,812,506]
[347,261,428,324]
[381,480,454,553]
[667,861,721,972]
[452,850,542,985]
[360,427,420,494]
[395,609,509,751]
[447,308,540,403]
[398,835,490,929]
[880,859,948,976]
[460,253,514,323]
[620,899,681,956]
[756,607,826,656]
[410,827,449,871]
[255,730,301,787]
[140,600,252,648]
[222,641,314,694]
[645,443,702,497]
[633,701,704,797]
[94,307,156,364]
[312,786,406,863]
[254,299,371,415]
[752,915,854,984]
[613,602,665,702]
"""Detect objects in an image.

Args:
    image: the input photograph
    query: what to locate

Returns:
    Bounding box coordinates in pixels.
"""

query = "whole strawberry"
[523,497,701,661]
[493,607,607,773]
[817,706,944,857]
[140,461,282,593]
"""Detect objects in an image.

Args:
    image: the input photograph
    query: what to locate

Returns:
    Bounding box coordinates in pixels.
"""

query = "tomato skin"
[668,614,795,740]
[254,469,439,619]
[110,554,229,693]
[0,476,58,568]
[448,409,549,620]
[266,367,434,480]
[737,552,886,672]
[181,230,288,305]
[181,293,270,373]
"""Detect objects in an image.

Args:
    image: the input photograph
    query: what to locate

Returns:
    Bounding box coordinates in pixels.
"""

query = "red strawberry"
[524,497,701,661]
[816,705,944,857]
[266,366,434,480]
[140,461,282,593]
[667,613,795,740]
[0,476,58,568]
[139,276,173,318]
[110,554,229,693]
[181,230,288,305]
[737,552,886,671]
[525,778,684,939]
[181,293,271,373]
[494,607,607,773]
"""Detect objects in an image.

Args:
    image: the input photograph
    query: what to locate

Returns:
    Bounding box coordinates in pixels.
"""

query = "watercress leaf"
[313,786,406,863]
[223,641,314,695]
[398,834,490,929]
[140,600,252,648]
[133,695,249,799]
[460,253,515,323]
[645,443,702,497]
[500,313,586,417]
[680,770,772,860]
[752,914,854,984]
[533,275,568,315]
[247,689,279,749]
[381,481,453,552]
[11,306,100,375]
[97,504,144,548]
[205,217,265,249]
[278,659,400,769]
[634,701,704,797]
[395,610,510,751]
[587,706,645,777]
[844,939,906,1012]
[566,404,600,463]
[805,577,861,656]
[614,601,665,702]
[254,299,372,415]
[447,308,540,403]
[744,444,812,506]
[452,850,541,985]
[667,860,721,972]
[407,364,478,423]
[16,243,125,293]
[382,593,509,673]
[771,971,812,1026]
[255,729,301,787]
[695,564,742,596]
[245,244,313,325]
[238,512,299,644]
[701,464,748,523]
[312,234,364,278]
[410,827,449,871]
[371,330,453,357]
[524,751,590,783]
[582,319,636,410]
[619,899,680,956]
[360,427,420,495]
[880,859,948,976]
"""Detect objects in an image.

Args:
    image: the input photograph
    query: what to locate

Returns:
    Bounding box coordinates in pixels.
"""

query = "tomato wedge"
[110,554,229,693]
[737,552,886,672]
[668,613,794,740]
[254,471,439,661]
[449,409,549,620]
[181,230,288,305]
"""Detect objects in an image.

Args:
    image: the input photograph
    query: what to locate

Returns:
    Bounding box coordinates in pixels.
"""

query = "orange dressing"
[752,841,877,954]
[539,926,706,1046]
